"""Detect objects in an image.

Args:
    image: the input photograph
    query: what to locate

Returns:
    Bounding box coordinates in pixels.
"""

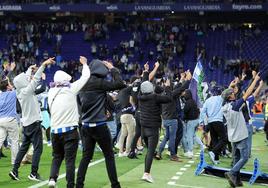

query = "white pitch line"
[176,172,184,175]
[184,164,191,168]
[171,176,180,180]
[180,168,187,171]
[168,183,204,188]
[28,158,105,188]
[188,160,195,164]
[168,181,177,185]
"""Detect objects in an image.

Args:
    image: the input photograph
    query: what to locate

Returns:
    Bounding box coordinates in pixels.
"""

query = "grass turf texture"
[0,131,267,188]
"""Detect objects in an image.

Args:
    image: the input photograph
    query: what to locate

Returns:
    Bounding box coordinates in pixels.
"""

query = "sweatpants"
[76,124,120,188]
[13,121,43,175]
[118,114,136,153]
[50,129,79,188]
[209,121,227,160]
[0,118,19,164]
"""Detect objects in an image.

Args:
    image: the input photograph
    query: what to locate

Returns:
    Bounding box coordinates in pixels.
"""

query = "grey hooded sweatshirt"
[13,65,45,127]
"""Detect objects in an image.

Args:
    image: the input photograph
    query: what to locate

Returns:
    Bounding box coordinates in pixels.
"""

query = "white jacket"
[48,64,90,130]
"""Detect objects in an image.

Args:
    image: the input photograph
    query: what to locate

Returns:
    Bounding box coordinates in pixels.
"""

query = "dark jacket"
[139,93,171,128]
[106,94,115,122]
[78,68,126,123]
[162,80,190,120]
[183,89,200,121]
[131,71,149,110]
[117,86,133,114]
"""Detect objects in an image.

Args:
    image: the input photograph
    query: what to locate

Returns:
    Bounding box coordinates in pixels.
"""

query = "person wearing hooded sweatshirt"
[47,56,90,188]
[9,57,55,181]
[138,80,171,183]
[181,89,200,159]
[76,60,125,188]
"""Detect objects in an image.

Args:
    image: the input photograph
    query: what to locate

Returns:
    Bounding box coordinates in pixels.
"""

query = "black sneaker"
[236,175,243,187]
[128,151,138,159]
[28,173,43,182]
[154,153,162,160]
[224,172,236,188]
[9,170,20,181]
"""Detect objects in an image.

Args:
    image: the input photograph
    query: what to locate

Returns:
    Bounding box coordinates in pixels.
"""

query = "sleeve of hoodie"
[156,92,172,104]
[70,64,91,95]
[142,71,149,82]
[172,80,190,98]
[101,68,126,91]
[23,65,45,95]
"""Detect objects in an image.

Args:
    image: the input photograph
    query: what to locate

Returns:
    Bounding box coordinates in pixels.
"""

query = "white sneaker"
[118,152,129,157]
[137,146,144,150]
[208,151,218,165]
[141,173,154,183]
[183,152,189,157]
[48,179,56,188]
[47,141,52,147]
[187,151,194,159]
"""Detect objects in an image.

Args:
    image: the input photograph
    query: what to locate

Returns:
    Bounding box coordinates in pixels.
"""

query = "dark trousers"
[141,127,159,173]
[209,121,227,160]
[50,129,79,188]
[265,120,268,140]
[13,121,43,175]
[76,125,120,188]
[175,118,183,155]
[130,111,141,152]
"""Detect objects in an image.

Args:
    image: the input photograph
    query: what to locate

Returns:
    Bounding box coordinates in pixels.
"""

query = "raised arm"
[149,61,160,81]
[253,80,264,98]
[243,73,260,100]
[70,56,91,95]
[24,58,55,94]
[101,61,126,91]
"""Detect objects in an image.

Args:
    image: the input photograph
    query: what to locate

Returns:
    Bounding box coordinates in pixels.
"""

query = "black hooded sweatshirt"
[183,89,200,121]
[78,60,126,123]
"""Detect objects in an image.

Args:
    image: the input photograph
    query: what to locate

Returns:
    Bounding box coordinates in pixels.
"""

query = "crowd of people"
[1,20,268,188]
[1,50,268,188]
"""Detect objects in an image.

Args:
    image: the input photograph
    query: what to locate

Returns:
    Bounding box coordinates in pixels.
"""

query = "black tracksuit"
[76,68,125,188]
[138,92,171,173]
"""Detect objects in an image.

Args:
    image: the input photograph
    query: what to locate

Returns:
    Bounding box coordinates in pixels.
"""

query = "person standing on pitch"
[76,60,125,188]
[47,56,90,188]
[9,57,55,181]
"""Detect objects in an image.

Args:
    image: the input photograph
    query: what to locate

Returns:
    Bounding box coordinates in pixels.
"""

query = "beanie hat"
[140,81,154,94]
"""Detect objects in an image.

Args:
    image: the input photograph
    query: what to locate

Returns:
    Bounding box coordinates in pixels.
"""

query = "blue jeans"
[246,123,253,157]
[107,120,117,141]
[182,119,199,152]
[158,119,178,156]
[230,138,249,176]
